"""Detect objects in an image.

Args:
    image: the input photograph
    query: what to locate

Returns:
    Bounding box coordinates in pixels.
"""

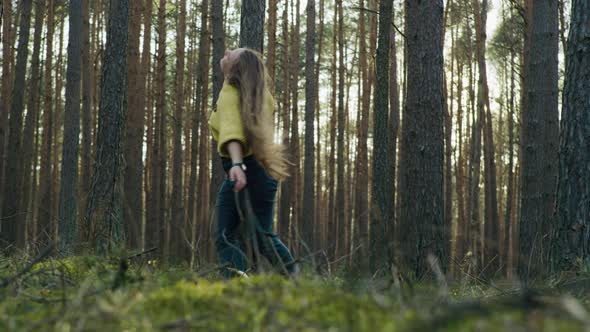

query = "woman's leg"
[247,168,295,273]
[215,179,247,275]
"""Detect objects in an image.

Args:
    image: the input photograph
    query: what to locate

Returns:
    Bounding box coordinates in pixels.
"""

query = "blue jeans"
[215,156,295,276]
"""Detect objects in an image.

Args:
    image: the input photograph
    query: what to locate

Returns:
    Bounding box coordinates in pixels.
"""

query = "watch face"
[241,164,247,171]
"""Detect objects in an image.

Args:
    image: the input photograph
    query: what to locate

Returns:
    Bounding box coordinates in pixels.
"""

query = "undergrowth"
[0,253,588,331]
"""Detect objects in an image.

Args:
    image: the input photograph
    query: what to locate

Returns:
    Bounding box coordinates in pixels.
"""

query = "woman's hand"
[229,166,247,192]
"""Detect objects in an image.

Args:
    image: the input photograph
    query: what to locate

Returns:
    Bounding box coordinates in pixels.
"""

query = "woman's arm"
[227,141,247,192]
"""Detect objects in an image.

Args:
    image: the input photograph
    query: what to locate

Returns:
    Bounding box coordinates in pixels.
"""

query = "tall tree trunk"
[369,0,394,271]
[85,0,130,253]
[58,0,84,253]
[354,0,370,270]
[189,0,209,267]
[157,0,169,257]
[388,14,400,265]
[80,0,93,241]
[301,0,316,250]
[473,0,500,279]
[466,15,482,271]
[455,60,467,266]
[123,0,144,250]
[278,4,291,246]
[289,0,301,254]
[1,0,34,249]
[21,0,46,242]
[267,0,277,86]
[518,0,559,281]
[313,0,325,251]
[398,0,445,277]
[171,0,187,259]
[551,0,589,272]
[37,0,55,247]
[52,9,66,239]
[0,0,13,208]
[335,0,346,260]
[327,2,337,258]
[142,0,156,253]
[196,33,212,263]
[504,50,516,276]
[209,0,225,231]
[240,0,265,51]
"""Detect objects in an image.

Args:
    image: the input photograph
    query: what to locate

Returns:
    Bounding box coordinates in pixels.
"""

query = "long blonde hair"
[226,48,290,180]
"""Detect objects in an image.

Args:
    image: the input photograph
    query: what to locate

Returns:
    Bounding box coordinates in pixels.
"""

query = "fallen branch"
[0,244,54,289]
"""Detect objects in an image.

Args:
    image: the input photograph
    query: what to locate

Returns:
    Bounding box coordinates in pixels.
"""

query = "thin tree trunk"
[388,13,400,265]
[301,0,316,251]
[354,0,370,270]
[473,0,500,279]
[278,3,292,248]
[189,0,209,267]
[37,0,55,247]
[21,0,46,243]
[504,50,516,276]
[123,0,144,250]
[267,0,277,86]
[327,2,337,258]
[335,0,346,260]
[209,0,225,233]
[80,0,93,241]
[289,0,301,254]
[171,0,187,259]
[313,0,325,250]
[52,9,66,240]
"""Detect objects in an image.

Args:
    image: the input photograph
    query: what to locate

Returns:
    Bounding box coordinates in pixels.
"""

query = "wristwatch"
[231,162,247,171]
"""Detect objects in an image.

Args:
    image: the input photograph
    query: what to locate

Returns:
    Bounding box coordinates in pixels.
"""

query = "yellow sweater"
[208,82,274,157]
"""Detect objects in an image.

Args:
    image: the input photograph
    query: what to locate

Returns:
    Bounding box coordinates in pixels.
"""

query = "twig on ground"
[0,244,54,288]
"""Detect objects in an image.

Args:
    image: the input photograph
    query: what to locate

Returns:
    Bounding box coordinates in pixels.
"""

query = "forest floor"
[1,251,589,332]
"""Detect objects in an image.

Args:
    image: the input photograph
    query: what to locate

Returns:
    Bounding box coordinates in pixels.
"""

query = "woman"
[208,48,296,276]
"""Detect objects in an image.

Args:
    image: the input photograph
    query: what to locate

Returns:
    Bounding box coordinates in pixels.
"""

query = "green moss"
[0,256,587,331]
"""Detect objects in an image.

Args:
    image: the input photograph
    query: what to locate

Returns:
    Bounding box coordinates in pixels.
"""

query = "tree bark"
[80,0,93,241]
[369,0,394,271]
[301,0,316,251]
[518,0,559,281]
[388,13,400,267]
[473,0,500,279]
[84,0,130,253]
[21,0,46,241]
[57,0,84,253]
[551,0,590,272]
[240,0,265,51]
[267,0,277,86]
[0,0,13,208]
[188,0,209,266]
[209,0,225,230]
[1,0,34,249]
[171,0,187,259]
[398,0,446,277]
[278,4,292,246]
[335,0,346,260]
[354,0,370,269]
[123,0,144,250]
[37,0,55,247]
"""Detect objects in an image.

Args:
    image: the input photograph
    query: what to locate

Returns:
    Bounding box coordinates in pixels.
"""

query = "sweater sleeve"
[216,85,247,156]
